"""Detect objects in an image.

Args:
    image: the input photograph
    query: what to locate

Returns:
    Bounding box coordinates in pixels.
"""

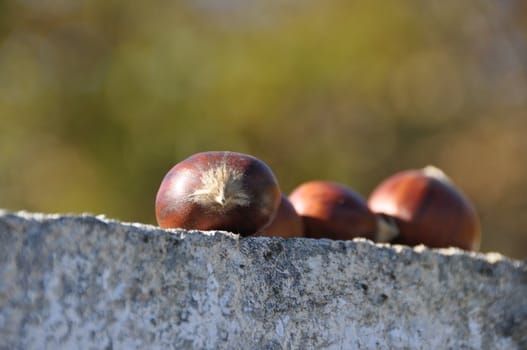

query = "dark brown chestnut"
[368,166,481,250]
[288,180,378,240]
[155,151,281,236]
[257,194,305,238]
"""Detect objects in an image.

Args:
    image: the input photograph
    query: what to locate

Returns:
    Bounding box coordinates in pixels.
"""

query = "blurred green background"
[1,0,526,259]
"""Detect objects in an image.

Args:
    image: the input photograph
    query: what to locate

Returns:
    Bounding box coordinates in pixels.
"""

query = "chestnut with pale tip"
[289,180,387,241]
[155,151,281,236]
[368,166,481,251]
[257,194,305,238]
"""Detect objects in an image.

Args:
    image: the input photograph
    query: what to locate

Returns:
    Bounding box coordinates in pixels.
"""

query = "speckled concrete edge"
[1,208,523,268]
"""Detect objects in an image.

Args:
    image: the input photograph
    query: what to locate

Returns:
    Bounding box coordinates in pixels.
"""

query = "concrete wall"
[0,210,525,349]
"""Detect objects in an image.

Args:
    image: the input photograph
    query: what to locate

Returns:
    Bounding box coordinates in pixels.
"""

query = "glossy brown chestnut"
[155,151,281,236]
[288,180,377,240]
[368,166,481,250]
[257,194,305,238]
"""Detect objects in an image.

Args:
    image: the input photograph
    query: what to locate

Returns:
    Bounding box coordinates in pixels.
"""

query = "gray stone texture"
[0,210,526,349]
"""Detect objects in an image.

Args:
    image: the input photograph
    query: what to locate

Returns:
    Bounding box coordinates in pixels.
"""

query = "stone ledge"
[0,210,525,349]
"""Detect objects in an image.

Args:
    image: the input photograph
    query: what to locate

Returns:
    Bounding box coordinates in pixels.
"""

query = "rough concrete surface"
[0,210,525,350]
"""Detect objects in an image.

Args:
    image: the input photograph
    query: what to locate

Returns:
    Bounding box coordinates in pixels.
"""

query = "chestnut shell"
[368,168,481,250]
[257,194,305,238]
[289,180,377,240]
[155,151,281,236]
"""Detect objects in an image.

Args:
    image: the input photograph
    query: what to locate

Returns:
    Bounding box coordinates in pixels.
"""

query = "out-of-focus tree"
[1,0,526,258]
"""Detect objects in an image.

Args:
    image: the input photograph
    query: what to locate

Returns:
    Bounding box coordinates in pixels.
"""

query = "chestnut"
[257,194,305,238]
[368,166,481,251]
[288,180,378,241]
[155,151,281,236]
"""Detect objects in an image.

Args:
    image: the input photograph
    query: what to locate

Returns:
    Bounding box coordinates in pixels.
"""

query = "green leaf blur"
[1,0,526,258]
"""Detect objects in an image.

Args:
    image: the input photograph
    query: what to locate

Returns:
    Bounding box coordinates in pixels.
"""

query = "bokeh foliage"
[1,0,526,258]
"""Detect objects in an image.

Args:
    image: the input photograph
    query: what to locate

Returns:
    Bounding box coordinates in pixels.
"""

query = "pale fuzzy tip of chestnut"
[422,165,452,184]
[187,162,251,210]
[374,215,399,243]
